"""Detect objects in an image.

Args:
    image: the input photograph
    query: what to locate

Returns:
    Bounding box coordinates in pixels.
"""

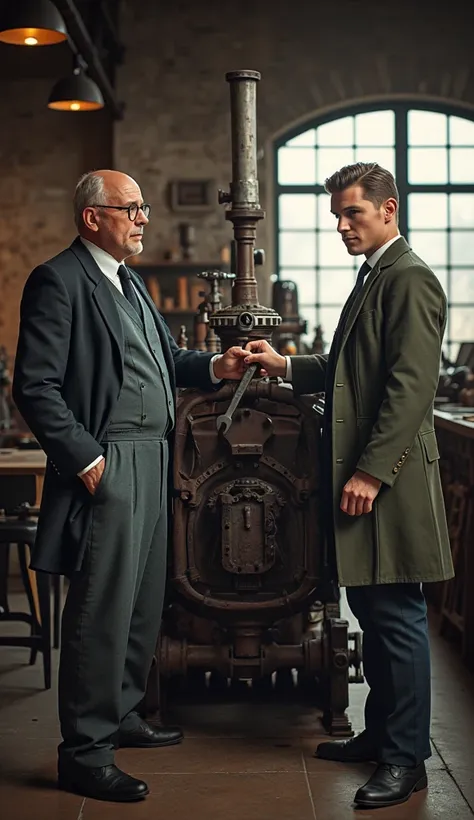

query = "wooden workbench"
[433,408,474,671]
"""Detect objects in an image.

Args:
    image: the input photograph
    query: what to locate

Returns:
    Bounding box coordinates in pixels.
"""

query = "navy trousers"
[346,583,431,766]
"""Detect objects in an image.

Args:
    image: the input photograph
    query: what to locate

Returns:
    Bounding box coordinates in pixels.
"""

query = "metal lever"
[216,364,258,434]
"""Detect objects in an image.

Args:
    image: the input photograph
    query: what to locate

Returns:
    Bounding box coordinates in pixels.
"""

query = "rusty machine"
[149,70,362,735]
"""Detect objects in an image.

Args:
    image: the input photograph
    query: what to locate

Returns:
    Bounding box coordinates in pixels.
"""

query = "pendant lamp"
[48,66,104,112]
[0,0,67,47]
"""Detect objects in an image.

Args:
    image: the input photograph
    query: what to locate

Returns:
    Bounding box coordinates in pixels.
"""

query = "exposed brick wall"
[0,79,112,360]
[0,0,472,360]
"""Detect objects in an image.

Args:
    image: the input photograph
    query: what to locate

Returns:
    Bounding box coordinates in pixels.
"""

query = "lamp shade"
[0,0,67,46]
[48,70,104,112]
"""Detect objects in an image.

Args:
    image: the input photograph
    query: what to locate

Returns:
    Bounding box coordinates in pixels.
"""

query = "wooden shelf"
[136,261,231,346]
[135,263,229,276]
[160,309,197,315]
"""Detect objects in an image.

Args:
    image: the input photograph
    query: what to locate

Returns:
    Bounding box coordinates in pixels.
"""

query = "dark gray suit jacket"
[13,237,215,575]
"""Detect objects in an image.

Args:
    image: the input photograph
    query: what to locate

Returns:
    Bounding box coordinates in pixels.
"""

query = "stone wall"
[0,78,112,360]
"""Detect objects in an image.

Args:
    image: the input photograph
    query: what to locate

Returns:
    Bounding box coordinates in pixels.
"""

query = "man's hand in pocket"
[80,458,106,496]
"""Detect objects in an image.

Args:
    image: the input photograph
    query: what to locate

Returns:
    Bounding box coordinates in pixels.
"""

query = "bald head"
[74,169,149,261]
[94,169,141,201]
[73,170,141,231]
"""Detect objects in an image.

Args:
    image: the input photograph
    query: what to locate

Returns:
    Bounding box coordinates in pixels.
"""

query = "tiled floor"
[1,593,473,819]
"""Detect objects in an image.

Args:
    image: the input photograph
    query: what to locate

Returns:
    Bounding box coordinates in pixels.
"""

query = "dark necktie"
[337,260,371,331]
[354,260,371,294]
[117,264,141,316]
[327,260,372,392]
[348,260,371,307]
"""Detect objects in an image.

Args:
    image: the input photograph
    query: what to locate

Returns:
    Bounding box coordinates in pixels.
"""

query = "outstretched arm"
[244,339,328,394]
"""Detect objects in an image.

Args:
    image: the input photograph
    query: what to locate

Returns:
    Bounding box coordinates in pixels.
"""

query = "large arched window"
[275,103,474,357]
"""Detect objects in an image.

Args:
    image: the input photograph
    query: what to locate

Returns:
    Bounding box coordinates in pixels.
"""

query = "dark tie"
[117,265,141,315]
[335,260,371,333]
[353,260,371,295]
[328,260,372,386]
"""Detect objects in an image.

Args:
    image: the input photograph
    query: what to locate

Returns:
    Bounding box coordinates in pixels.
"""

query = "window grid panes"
[276,105,474,358]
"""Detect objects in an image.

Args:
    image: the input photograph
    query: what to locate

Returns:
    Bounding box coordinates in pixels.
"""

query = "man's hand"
[212,347,248,380]
[243,339,287,378]
[340,470,382,516]
[80,458,106,496]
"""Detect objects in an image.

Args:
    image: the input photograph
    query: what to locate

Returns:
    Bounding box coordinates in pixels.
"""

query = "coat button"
[336,382,344,387]
[404,448,410,454]
[397,460,403,466]
[393,466,399,473]
[336,458,344,463]
[336,418,344,423]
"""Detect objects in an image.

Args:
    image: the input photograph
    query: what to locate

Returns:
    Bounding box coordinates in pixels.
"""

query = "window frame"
[274,101,474,356]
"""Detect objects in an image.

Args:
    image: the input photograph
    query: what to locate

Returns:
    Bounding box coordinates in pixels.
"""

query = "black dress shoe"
[354,762,428,808]
[316,731,378,762]
[58,762,149,802]
[117,719,184,748]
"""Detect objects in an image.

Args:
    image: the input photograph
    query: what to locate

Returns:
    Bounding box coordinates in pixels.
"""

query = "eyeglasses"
[92,203,151,221]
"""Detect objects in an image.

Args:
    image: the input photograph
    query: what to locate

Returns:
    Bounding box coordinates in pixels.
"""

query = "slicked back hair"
[324,162,399,216]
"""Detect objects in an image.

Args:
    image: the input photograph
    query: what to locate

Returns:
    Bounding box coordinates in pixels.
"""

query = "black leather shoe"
[354,762,428,808]
[58,762,149,802]
[316,731,378,762]
[117,719,184,748]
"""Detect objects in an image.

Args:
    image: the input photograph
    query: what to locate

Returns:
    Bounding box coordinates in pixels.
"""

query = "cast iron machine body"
[150,71,362,735]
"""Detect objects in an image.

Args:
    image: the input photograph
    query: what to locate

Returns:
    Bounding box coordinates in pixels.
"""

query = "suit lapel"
[339,262,383,351]
[113,284,144,333]
[70,238,125,371]
[338,237,411,353]
[129,269,176,386]
[69,240,176,388]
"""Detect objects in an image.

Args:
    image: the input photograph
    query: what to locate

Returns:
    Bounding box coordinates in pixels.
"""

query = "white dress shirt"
[285,233,401,381]
[77,238,221,476]
[365,233,401,270]
[80,237,126,294]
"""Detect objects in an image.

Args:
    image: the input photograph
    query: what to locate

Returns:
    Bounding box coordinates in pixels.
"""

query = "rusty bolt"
[333,651,348,669]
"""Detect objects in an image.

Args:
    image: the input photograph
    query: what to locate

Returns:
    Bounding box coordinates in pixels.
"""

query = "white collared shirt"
[365,233,401,273]
[80,237,126,294]
[285,233,402,380]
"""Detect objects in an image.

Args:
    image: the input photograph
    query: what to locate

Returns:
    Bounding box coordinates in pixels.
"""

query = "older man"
[13,170,247,802]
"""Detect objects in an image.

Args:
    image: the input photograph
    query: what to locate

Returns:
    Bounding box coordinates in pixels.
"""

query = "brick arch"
[258,55,474,143]
[268,95,474,149]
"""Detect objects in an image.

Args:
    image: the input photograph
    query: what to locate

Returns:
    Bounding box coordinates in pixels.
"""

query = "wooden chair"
[0,474,51,688]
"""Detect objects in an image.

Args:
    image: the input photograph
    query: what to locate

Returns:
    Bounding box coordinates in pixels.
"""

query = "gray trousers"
[58,437,169,767]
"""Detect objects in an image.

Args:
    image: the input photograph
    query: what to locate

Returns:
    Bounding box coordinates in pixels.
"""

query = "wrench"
[216,363,259,434]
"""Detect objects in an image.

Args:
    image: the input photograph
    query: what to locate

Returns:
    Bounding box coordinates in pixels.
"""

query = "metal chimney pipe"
[211,70,280,351]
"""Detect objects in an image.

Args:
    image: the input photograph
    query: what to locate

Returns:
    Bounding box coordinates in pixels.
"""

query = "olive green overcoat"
[291,237,454,587]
